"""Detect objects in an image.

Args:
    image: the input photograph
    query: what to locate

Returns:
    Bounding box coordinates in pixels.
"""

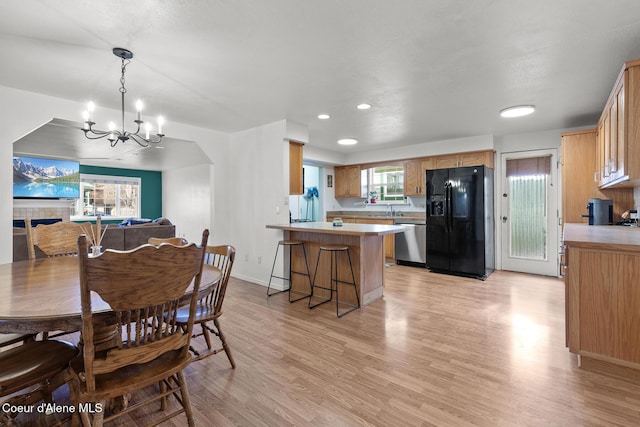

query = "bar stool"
[267,240,312,302]
[309,245,360,318]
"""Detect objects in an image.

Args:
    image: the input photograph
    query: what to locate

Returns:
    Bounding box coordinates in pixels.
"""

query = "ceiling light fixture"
[357,103,371,110]
[82,48,165,147]
[318,114,330,119]
[500,105,535,118]
[337,138,358,145]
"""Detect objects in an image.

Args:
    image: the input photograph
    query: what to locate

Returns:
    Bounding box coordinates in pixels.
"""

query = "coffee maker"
[582,198,613,225]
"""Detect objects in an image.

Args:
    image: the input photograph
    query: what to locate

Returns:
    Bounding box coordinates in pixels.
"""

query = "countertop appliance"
[394,219,427,267]
[426,165,494,279]
[582,198,613,225]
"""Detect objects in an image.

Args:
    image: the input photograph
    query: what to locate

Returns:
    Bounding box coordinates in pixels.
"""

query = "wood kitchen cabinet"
[564,224,640,368]
[561,130,634,224]
[403,157,433,196]
[433,150,495,170]
[562,130,598,224]
[597,58,640,188]
[289,141,304,195]
[334,165,361,198]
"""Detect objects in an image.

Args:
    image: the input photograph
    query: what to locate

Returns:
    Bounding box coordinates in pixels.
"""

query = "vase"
[90,245,103,257]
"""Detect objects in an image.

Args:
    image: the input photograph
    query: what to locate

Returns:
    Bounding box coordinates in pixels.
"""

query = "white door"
[500,149,559,276]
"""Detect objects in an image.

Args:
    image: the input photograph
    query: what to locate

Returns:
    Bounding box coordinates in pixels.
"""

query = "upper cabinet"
[597,58,640,188]
[334,150,494,199]
[561,130,598,224]
[404,158,433,196]
[405,151,493,197]
[334,165,361,198]
[561,129,634,224]
[289,141,304,195]
[433,150,495,170]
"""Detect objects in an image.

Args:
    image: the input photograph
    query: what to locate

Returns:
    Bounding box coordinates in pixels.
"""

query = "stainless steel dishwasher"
[394,219,427,267]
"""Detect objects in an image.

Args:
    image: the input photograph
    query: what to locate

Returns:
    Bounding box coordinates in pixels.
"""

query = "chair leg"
[176,371,195,427]
[214,318,236,369]
[289,243,313,303]
[201,323,212,350]
[91,402,105,427]
[267,243,288,297]
[160,380,167,411]
[336,249,360,318]
[309,249,333,309]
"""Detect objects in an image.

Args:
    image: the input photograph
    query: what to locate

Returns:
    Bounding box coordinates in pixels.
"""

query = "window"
[71,174,141,220]
[506,156,551,261]
[361,165,404,202]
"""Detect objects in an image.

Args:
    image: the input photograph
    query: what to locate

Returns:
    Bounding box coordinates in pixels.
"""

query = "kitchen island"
[266,222,405,306]
[563,223,640,373]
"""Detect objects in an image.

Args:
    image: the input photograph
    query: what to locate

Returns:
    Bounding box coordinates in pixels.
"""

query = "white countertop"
[563,223,640,252]
[266,221,406,236]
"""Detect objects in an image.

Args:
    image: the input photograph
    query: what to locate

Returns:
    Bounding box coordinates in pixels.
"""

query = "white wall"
[163,164,211,242]
[228,120,291,286]
[0,85,226,264]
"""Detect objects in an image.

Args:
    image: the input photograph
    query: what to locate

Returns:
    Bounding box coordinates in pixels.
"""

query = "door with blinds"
[500,149,559,276]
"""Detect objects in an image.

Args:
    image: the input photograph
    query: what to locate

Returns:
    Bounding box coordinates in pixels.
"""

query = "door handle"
[502,216,508,223]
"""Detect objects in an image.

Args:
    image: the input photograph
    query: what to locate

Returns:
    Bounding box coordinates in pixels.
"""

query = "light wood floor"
[12,266,640,426]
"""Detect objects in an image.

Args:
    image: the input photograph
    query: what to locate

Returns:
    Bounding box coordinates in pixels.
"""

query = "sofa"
[13,223,176,261]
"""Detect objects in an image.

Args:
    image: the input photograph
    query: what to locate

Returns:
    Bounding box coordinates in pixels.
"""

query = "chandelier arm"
[131,120,142,135]
[83,130,113,140]
[85,123,110,135]
[129,133,151,148]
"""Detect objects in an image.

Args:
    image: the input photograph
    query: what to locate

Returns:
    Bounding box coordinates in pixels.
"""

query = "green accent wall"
[79,165,162,220]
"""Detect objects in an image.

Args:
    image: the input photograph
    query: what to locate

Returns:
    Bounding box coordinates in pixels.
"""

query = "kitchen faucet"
[387,204,394,216]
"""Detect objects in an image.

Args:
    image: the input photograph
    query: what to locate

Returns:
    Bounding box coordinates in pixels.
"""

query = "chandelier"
[82,48,165,147]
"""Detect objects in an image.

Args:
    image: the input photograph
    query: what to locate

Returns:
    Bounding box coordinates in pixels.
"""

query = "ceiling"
[13,118,206,171]
[3,0,640,161]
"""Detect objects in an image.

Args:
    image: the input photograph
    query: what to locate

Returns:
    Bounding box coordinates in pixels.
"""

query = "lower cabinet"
[566,244,640,365]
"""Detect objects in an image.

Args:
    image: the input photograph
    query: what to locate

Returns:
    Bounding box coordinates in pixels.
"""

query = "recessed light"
[500,105,535,118]
[357,103,371,110]
[337,138,358,145]
[318,114,330,120]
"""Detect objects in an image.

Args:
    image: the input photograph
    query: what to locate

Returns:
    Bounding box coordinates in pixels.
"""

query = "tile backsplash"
[13,200,74,222]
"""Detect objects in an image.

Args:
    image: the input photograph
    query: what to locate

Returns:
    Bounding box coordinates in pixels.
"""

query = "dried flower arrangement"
[81,216,108,250]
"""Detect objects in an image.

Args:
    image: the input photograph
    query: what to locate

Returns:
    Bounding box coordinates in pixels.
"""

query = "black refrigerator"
[425,165,494,280]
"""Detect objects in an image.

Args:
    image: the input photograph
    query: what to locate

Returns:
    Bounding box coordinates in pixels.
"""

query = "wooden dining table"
[0,256,221,335]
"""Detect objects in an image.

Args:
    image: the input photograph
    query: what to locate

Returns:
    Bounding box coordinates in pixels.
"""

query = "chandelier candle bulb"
[87,102,95,121]
[82,111,90,129]
[157,116,164,135]
[135,99,143,121]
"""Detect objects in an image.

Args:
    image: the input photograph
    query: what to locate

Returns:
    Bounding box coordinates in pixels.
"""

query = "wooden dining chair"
[25,217,96,340]
[175,245,236,366]
[148,236,189,246]
[68,230,209,427]
[25,217,94,259]
[0,338,78,423]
